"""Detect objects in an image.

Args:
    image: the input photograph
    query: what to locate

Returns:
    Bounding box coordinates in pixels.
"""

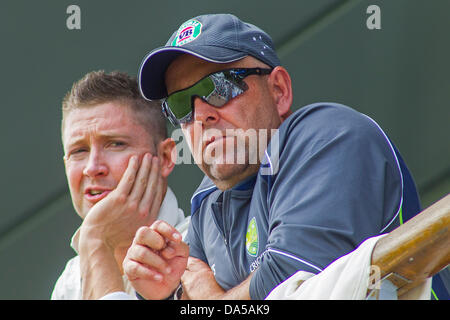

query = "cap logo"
[171,19,202,47]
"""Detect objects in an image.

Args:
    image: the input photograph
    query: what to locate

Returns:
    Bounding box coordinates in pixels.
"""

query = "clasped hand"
[123,220,189,300]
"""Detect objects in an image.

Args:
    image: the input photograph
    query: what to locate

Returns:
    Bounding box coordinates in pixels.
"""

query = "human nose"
[82,149,108,178]
[193,97,220,126]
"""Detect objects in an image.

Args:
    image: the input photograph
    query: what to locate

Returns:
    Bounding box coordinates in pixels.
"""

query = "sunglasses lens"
[164,68,269,125]
[166,93,192,120]
[207,72,246,107]
[166,76,216,121]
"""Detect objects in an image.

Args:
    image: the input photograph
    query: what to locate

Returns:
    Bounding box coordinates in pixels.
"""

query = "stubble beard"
[201,136,261,190]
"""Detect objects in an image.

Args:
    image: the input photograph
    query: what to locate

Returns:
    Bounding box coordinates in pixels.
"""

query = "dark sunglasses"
[161,67,272,126]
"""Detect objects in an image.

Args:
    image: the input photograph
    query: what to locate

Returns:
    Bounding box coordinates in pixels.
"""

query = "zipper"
[210,202,226,243]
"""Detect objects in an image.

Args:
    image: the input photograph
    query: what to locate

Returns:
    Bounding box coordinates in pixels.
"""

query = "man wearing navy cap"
[118,14,438,300]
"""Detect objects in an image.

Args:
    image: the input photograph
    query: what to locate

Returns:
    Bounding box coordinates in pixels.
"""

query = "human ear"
[267,66,293,121]
[157,138,176,178]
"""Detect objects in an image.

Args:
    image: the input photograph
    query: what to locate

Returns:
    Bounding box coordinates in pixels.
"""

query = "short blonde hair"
[62,70,167,144]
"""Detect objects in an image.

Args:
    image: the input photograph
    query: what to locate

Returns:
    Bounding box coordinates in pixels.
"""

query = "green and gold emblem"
[246,217,259,257]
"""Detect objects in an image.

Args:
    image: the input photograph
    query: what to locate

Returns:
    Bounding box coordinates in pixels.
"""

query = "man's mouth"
[205,135,218,147]
[84,188,111,202]
[203,135,226,153]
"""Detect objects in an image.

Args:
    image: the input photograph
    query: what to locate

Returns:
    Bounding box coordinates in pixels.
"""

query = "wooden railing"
[371,194,450,296]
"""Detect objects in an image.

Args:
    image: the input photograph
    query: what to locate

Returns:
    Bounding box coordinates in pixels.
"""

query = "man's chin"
[75,200,95,220]
[205,163,259,190]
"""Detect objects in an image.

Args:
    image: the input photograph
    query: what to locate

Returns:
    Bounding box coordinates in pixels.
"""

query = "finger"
[129,153,152,203]
[133,226,166,250]
[123,258,164,282]
[150,220,183,243]
[161,240,190,260]
[115,155,139,196]
[127,243,172,275]
[148,157,163,219]
[139,157,163,221]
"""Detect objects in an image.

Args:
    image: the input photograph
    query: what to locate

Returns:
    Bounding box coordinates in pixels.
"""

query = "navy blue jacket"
[186,103,445,299]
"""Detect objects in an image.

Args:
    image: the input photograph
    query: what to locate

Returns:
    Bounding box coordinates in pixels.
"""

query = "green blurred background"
[0,0,448,299]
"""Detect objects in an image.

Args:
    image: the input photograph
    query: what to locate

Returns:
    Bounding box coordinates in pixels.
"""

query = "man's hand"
[78,153,164,299]
[181,257,253,300]
[181,257,225,299]
[123,220,189,300]
[81,153,164,250]
[181,257,252,300]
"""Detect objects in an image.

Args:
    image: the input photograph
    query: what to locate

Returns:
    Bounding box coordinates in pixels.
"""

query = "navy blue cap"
[138,14,280,100]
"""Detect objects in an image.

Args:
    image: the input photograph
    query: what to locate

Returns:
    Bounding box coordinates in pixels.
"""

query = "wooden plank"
[371,194,450,295]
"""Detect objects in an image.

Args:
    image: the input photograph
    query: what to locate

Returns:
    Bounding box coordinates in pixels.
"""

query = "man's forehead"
[65,106,123,128]
[63,103,143,143]
[64,120,119,147]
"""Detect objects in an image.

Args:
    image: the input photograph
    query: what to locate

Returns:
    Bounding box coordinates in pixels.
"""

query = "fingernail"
[165,246,174,255]
[173,233,181,241]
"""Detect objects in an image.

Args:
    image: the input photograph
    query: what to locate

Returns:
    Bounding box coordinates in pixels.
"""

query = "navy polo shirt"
[186,103,420,299]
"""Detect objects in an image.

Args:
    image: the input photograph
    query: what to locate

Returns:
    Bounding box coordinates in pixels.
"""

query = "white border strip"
[362,114,404,233]
[190,185,217,204]
[268,248,323,273]
[264,149,274,175]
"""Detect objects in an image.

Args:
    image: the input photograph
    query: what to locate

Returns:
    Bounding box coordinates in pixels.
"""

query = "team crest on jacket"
[171,19,202,47]
[246,217,259,257]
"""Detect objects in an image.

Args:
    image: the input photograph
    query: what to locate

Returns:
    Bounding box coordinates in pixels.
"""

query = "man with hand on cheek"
[51,71,190,299]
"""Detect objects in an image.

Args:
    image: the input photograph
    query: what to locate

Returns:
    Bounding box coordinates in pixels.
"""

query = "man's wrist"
[135,284,183,300]
[78,226,125,299]
[79,224,113,253]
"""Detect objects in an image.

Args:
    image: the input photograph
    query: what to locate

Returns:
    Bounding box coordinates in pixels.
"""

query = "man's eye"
[73,148,88,153]
[109,141,126,148]
[66,148,88,160]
